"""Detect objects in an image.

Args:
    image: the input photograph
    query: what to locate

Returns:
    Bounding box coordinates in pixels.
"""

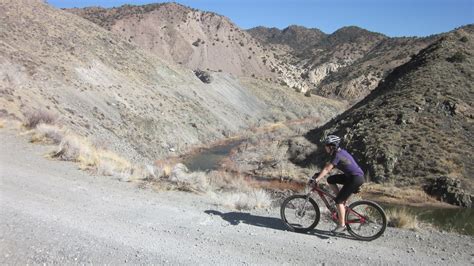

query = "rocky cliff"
[249,26,436,101]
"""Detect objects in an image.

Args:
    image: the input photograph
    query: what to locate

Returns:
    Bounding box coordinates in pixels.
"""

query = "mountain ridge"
[294,25,474,206]
[66,2,278,78]
[67,3,437,102]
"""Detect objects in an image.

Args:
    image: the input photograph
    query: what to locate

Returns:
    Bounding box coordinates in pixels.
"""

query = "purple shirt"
[331,149,364,177]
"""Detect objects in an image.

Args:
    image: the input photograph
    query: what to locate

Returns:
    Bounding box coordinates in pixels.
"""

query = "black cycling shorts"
[327,174,364,204]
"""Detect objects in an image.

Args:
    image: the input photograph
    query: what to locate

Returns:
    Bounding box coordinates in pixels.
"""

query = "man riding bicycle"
[310,135,365,234]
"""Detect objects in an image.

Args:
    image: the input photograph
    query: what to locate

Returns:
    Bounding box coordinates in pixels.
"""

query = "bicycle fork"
[297,194,312,216]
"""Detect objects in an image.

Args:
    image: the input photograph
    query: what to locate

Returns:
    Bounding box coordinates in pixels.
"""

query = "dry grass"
[0,117,22,130]
[30,123,65,144]
[22,122,272,209]
[166,163,210,192]
[361,182,442,206]
[208,170,250,191]
[208,171,272,210]
[53,134,132,177]
[386,208,419,230]
[151,167,273,210]
[218,189,272,210]
[14,112,272,209]
[23,109,58,129]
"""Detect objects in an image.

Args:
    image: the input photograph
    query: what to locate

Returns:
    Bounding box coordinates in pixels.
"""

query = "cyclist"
[311,135,365,234]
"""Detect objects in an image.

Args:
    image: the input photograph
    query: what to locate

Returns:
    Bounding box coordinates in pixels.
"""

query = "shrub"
[208,170,249,191]
[447,51,467,63]
[54,134,92,162]
[23,109,58,129]
[220,189,272,210]
[95,150,131,176]
[459,36,469,43]
[192,38,201,47]
[168,163,210,192]
[53,134,131,177]
[31,123,65,144]
[154,168,273,209]
[387,208,418,230]
[0,117,22,130]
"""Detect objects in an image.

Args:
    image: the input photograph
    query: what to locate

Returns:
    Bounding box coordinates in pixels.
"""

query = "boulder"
[193,69,212,84]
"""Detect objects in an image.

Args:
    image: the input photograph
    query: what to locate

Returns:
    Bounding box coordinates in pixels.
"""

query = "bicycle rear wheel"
[280,195,320,233]
[346,200,387,241]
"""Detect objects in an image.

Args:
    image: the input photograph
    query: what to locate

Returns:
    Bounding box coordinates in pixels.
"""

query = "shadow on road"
[205,210,287,230]
[205,210,358,240]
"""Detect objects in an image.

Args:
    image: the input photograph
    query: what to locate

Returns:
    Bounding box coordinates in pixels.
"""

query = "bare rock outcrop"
[193,69,212,84]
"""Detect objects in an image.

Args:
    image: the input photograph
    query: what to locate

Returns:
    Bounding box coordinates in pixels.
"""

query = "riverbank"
[175,137,474,236]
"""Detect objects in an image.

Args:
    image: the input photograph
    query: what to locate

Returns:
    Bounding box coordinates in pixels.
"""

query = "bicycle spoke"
[280,195,320,232]
[346,201,387,240]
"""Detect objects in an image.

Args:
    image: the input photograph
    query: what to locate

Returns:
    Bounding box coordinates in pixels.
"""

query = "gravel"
[1,129,472,264]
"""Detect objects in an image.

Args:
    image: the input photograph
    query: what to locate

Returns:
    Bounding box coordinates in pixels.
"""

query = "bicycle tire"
[280,195,321,233]
[346,200,387,241]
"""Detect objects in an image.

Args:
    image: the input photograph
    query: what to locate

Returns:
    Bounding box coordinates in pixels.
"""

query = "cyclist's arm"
[313,163,334,183]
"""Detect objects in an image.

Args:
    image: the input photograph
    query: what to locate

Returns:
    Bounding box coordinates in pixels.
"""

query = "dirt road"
[1,129,472,264]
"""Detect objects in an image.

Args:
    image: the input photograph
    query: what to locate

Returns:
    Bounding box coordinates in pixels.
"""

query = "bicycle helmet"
[324,135,341,147]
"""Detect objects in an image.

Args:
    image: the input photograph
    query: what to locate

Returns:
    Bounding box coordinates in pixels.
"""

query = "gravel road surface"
[1,129,473,264]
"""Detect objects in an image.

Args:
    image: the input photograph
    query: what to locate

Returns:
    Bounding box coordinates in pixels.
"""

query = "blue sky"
[49,0,473,37]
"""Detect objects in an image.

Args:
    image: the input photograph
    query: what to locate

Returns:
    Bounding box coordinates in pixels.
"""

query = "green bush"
[459,36,469,43]
[447,51,466,63]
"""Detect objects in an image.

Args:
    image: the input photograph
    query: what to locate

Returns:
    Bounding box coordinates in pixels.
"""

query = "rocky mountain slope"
[0,0,343,162]
[68,4,436,103]
[249,26,436,101]
[295,25,474,206]
[248,25,326,51]
[66,3,278,78]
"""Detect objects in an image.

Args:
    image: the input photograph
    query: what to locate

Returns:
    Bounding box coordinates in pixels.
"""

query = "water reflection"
[383,204,474,235]
[182,140,242,172]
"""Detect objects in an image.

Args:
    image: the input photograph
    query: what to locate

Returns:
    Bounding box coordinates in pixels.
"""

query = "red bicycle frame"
[310,185,367,225]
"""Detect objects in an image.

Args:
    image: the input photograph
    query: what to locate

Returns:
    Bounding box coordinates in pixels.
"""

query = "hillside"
[0,0,344,162]
[68,5,436,102]
[249,26,436,101]
[247,25,326,51]
[295,25,474,206]
[66,3,277,78]
[318,36,435,100]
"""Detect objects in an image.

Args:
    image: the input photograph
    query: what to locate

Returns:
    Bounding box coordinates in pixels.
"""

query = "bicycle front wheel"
[280,195,320,233]
[346,200,387,241]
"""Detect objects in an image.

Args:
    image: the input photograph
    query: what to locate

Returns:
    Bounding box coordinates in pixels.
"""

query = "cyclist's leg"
[334,176,364,226]
[335,175,364,203]
[327,174,347,196]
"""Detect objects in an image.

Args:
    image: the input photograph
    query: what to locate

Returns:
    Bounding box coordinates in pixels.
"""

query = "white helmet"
[324,135,341,147]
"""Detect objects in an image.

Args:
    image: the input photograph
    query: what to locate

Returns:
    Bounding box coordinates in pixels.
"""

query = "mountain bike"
[280,180,387,241]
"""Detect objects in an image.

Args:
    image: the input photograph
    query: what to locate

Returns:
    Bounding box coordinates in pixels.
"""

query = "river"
[182,140,243,172]
[181,139,474,235]
[383,204,473,235]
